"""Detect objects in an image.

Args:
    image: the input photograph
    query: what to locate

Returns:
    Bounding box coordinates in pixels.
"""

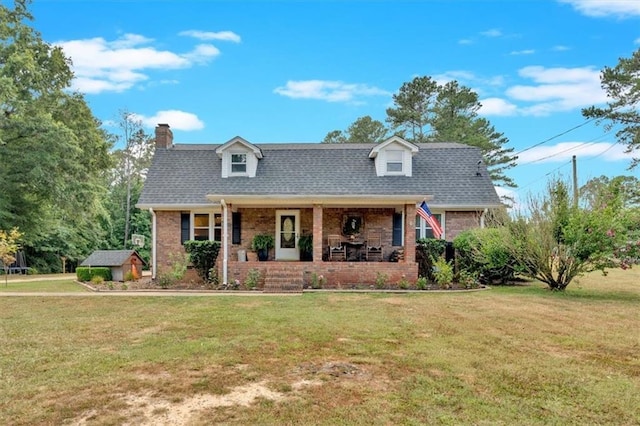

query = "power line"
[515,160,572,193]
[586,140,621,161]
[517,129,613,165]
[514,118,597,156]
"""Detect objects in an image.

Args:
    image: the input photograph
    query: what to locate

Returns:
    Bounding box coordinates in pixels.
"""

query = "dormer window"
[231,153,247,174]
[369,136,419,177]
[216,137,263,178]
[386,150,403,173]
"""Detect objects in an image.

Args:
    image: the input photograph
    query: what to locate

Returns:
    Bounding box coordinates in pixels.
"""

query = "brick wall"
[322,208,399,260]
[156,206,423,285]
[154,210,199,281]
[229,260,418,289]
[445,211,481,240]
[155,211,183,273]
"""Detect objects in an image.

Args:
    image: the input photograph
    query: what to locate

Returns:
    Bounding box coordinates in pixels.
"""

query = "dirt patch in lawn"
[71,381,286,426]
[70,362,368,425]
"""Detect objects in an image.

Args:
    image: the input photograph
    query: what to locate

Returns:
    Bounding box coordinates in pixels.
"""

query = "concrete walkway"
[0,273,487,296]
[0,291,298,297]
[0,273,300,296]
[1,273,77,283]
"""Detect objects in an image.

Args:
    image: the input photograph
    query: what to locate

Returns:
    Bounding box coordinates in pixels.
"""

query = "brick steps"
[263,267,304,293]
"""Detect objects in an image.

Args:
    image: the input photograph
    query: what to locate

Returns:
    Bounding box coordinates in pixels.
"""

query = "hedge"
[183,240,220,283]
[76,267,112,282]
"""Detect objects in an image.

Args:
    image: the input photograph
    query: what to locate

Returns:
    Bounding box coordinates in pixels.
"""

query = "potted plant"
[251,234,274,261]
[298,234,313,261]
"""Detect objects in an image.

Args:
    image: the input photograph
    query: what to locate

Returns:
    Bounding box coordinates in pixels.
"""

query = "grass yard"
[0,269,638,425]
[0,279,88,293]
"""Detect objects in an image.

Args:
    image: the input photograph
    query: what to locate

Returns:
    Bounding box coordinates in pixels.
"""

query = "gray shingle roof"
[138,142,502,208]
[81,250,144,267]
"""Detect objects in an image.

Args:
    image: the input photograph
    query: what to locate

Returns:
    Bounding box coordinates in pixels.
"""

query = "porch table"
[343,240,365,261]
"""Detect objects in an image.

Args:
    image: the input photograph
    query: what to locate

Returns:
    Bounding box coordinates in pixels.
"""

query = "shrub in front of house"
[416,238,447,281]
[433,257,454,289]
[453,228,520,285]
[76,267,112,282]
[183,240,220,283]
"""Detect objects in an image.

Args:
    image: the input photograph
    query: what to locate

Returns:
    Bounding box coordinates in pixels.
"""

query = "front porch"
[153,203,422,290]
[229,260,418,292]
[222,203,419,289]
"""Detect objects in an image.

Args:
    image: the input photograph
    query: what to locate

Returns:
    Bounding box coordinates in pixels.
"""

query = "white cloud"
[56,33,230,94]
[504,65,606,116]
[559,0,640,17]
[433,71,505,88]
[635,37,640,45]
[183,44,221,64]
[552,45,571,51]
[431,65,606,117]
[517,142,635,164]
[458,38,474,45]
[179,30,241,43]
[274,80,390,103]
[132,110,205,131]
[481,28,502,37]
[433,70,476,84]
[518,65,600,84]
[110,33,154,48]
[510,49,535,55]
[479,97,518,116]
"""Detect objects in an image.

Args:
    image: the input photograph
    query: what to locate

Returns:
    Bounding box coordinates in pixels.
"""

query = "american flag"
[417,201,443,239]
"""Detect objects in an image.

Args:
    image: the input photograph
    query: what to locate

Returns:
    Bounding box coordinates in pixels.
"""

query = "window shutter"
[180,213,190,244]
[232,212,241,244]
[392,213,403,246]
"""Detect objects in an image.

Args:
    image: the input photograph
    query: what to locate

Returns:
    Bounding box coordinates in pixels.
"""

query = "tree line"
[0,1,153,272]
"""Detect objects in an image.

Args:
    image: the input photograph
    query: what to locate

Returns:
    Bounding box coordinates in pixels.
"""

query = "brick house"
[137,124,502,291]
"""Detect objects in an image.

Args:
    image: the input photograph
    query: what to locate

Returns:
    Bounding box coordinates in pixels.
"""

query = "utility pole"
[572,155,578,207]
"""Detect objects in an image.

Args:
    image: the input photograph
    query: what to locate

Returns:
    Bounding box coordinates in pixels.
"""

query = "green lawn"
[0,279,88,292]
[0,269,638,425]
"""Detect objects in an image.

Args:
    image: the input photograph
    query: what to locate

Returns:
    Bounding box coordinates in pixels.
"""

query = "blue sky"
[29,0,640,202]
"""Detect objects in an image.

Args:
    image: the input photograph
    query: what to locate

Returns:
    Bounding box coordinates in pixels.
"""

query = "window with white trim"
[386,150,403,173]
[231,153,247,174]
[193,214,210,241]
[415,214,443,240]
[190,213,222,242]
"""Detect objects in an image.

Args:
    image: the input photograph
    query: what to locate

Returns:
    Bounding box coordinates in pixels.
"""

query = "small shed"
[81,250,146,282]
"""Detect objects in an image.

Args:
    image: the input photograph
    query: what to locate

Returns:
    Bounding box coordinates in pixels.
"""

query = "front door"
[275,210,300,260]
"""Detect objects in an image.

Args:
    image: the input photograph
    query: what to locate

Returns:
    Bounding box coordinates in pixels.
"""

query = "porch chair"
[365,228,383,261]
[328,234,346,261]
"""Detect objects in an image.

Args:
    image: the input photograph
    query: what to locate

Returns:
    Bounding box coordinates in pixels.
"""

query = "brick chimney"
[155,123,173,149]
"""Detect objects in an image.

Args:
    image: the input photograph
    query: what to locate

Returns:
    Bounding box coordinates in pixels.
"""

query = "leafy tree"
[0,0,113,272]
[322,130,347,144]
[387,77,517,187]
[582,48,640,169]
[0,227,21,285]
[505,179,635,291]
[102,179,151,262]
[0,0,73,138]
[322,115,389,144]
[386,76,439,143]
[101,111,153,262]
[580,175,640,210]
